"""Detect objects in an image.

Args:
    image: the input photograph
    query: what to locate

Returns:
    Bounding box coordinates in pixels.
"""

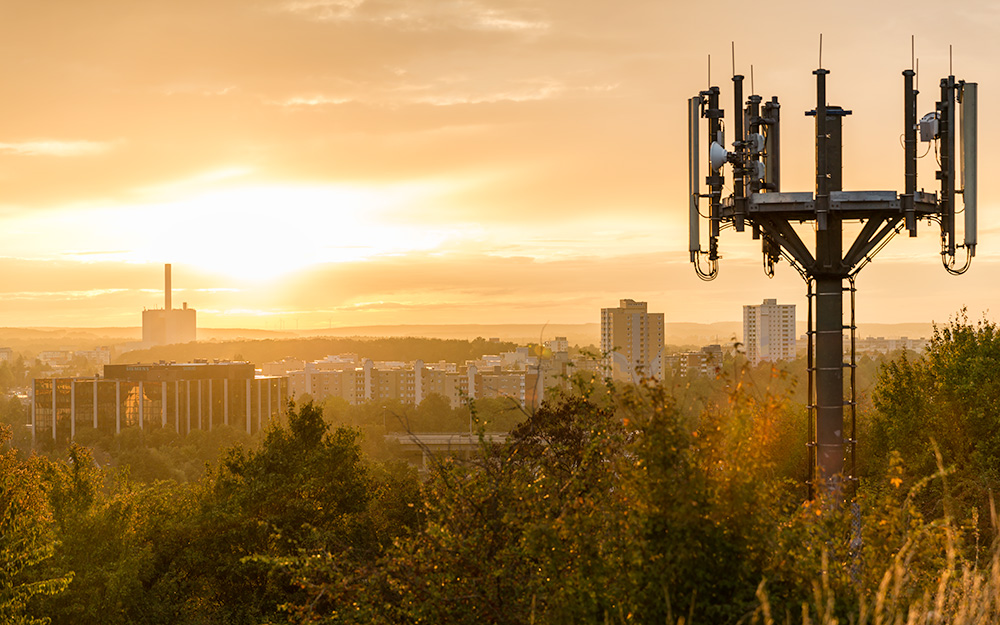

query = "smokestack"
[165,264,172,311]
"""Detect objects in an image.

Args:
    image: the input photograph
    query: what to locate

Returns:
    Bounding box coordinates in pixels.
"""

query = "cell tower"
[687,47,978,497]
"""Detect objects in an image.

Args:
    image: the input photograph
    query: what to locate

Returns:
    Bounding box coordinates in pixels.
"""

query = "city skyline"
[1,1,998,329]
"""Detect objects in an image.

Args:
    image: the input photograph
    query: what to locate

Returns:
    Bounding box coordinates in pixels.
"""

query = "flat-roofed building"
[600,299,665,381]
[32,361,287,445]
[743,299,797,366]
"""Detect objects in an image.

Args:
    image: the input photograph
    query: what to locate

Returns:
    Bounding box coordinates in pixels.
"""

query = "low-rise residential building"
[665,344,724,377]
[277,348,582,412]
[850,336,928,354]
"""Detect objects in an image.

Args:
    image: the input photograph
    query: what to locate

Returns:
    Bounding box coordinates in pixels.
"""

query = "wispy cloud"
[128,167,255,202]
[0,140,116,157]
[273,94,355,107]
[474,9,549,32]
[273,78,568,108]
[413,80,565,106]
[60,250,132,262]
[280,0,549,33]
[280,0,361,21]
[1,288,129,301]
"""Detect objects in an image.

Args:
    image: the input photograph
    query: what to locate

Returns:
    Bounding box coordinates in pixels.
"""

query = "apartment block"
[600,299,665,381]
[743,299,797,365]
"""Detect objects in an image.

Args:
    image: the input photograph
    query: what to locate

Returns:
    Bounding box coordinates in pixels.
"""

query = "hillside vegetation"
[2,313,999,624]
[117,336,519,366]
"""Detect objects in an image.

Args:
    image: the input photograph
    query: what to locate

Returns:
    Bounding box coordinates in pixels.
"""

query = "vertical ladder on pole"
[805,278,816,500]
[845,277,858,496]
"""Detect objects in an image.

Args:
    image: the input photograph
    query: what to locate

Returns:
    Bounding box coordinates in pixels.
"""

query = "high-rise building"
[600,299,665,381]
[142,264,197,346]
[743,299,796,365]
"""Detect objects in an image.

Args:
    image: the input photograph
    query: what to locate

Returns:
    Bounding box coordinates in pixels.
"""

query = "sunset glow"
[0,0,998,329]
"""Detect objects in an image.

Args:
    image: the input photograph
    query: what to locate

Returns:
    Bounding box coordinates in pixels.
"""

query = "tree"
[412,393,455,431]
[0,427,72,624]
[181,401,419,623]
[871,313,1000,509]
[32,445,197,625]
[0,362,16,393]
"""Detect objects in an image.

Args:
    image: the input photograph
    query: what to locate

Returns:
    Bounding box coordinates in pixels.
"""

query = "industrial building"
[31,361,288,445]
[142,264,197,346]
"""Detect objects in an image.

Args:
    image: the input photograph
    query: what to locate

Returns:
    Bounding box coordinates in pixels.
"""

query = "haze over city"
[2,0,998,329]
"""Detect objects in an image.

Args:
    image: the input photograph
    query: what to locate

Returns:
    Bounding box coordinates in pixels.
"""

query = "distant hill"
[664,323,743,347]
[0,327,141,356]
[662,322,935,346]
[0,327,302,357]
[294,324,600,347]
[117,336,520,367]
[851,322,934,340]
[0,321,938,359]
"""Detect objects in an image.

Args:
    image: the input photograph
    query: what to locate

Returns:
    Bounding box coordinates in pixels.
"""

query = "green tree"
[411,393,456,431]
[871,314,1000,510]
[467,396,527,432]
[0,361,16,393]
[33,446,197,625]
[0,427,72,624]
[185,401,418,623]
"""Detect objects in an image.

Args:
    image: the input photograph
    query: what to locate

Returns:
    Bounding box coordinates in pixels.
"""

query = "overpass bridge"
[384,432,509,471]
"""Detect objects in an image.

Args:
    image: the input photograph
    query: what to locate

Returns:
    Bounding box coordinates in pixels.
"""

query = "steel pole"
[812,68,846,487]
[813,274,843,481]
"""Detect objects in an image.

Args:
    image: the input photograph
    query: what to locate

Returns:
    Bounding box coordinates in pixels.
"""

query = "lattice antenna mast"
[687,46,978,496]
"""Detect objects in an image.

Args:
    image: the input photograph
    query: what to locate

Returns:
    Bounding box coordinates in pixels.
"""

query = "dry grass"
[747,450,1000,625]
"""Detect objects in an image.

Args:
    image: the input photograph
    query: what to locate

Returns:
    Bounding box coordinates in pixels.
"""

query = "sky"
[0,0,998,330]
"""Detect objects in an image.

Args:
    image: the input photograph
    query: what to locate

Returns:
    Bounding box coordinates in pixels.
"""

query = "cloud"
[280,0,364,22]
[279,0,550,33]
[0,140,116,157]
[272,79,566,108]
[1,288,129,301]
[412,79,565,106]
[131,167,255,199]
[272,94,356,107]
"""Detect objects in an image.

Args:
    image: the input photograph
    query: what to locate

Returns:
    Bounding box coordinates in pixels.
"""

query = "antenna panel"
[961,82,977,250]
[688,96,701,261]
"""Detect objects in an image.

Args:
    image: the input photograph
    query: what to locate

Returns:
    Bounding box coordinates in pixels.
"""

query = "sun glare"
[13,181,468,283]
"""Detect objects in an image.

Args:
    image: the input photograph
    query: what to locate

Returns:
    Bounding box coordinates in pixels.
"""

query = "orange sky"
[0,0,998,330]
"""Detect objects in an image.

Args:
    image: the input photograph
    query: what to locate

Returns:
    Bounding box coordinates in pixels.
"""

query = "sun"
[32,180,466,284]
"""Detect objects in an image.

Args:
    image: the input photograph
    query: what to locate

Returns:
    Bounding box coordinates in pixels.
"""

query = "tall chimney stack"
[165,263,172,311]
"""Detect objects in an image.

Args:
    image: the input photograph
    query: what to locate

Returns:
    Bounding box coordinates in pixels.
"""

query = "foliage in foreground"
[870,312,1000,516]
[26,403,421,625]
[9,314,1000,623]
[0,427,72,625]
